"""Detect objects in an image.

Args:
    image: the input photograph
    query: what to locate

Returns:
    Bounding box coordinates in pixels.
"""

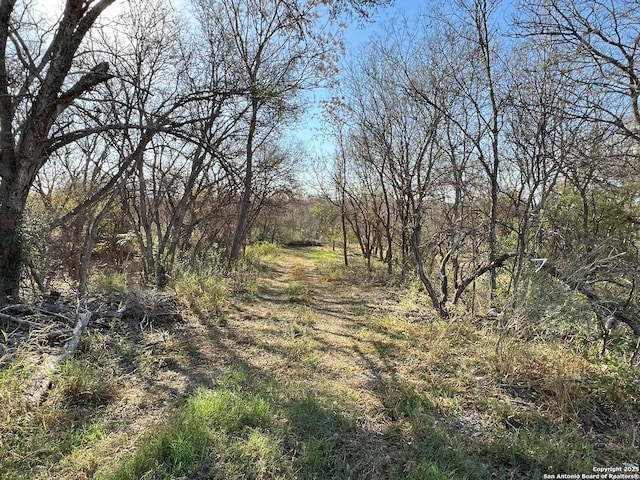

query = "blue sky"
[292,0,424,161]
[344,0,423,48]
[293,0,516,166]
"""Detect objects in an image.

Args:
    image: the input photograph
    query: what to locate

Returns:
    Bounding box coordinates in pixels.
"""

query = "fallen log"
[284,240,323,247]
[29,310,93,405]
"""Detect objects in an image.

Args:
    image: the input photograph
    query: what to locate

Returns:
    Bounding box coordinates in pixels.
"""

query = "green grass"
[305,248,394,287]
[90,271,129,293]
[0,346,121,480]
[100,388,276,480]
[283,280,310,302]
[98,374,495,480]
[96,365,597,480]
[245,241,281,268]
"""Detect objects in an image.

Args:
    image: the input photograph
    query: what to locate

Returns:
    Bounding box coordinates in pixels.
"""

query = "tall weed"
[171,272,230,319]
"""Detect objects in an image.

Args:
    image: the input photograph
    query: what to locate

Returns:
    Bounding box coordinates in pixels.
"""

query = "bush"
[244,242,280,268]
[171,272,230,319]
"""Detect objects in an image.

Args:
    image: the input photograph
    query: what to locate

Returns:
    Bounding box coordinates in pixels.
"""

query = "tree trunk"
[0,0,115,303]
[340,204,349,267]
[0,186,27,303]
[477,0,501,302]
[229,97,258,264]
[412,207,447,318]
[381,177,393,274]
[78,193,118,304]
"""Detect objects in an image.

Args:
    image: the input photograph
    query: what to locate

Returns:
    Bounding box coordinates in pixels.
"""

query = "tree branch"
[46,62,114,119]
[529,253,640,336]
[29,310,93,405]
[453,252,518,304]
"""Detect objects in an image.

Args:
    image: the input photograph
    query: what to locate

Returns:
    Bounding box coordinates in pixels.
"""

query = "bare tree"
[518,0,640,144]
[513,0,640,351]
[117,0,241,284]
[501,43,569,304]
[407,0,509,302]
[0,0,118,303]
[192,0,342,263]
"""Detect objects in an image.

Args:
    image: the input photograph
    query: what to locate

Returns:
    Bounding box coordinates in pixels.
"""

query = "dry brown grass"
[1,247,638,479]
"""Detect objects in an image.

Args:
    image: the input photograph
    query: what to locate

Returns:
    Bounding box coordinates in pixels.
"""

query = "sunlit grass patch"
[284,335,322,365]
[245,242,281,269]
[490,339,598,417]
[305,247,360,282]
[288,260,309,282]
[310,251,391,287]
[368,312,425,341]
[288,303,317,327]
[90,271,129,293]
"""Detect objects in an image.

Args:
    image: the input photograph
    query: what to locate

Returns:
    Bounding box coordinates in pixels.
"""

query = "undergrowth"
[1,246,638,479]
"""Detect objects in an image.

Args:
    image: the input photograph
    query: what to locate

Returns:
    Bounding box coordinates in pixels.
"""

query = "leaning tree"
[0,0,116,303]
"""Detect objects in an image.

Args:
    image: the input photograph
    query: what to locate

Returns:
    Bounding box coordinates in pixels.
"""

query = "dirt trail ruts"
[214,249,396,426]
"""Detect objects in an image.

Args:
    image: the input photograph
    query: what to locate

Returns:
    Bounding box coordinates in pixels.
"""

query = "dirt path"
[214,249,393,416]
[110,246,399,432]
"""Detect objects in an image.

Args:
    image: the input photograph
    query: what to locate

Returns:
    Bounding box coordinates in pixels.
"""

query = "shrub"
[171,272,230,319]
